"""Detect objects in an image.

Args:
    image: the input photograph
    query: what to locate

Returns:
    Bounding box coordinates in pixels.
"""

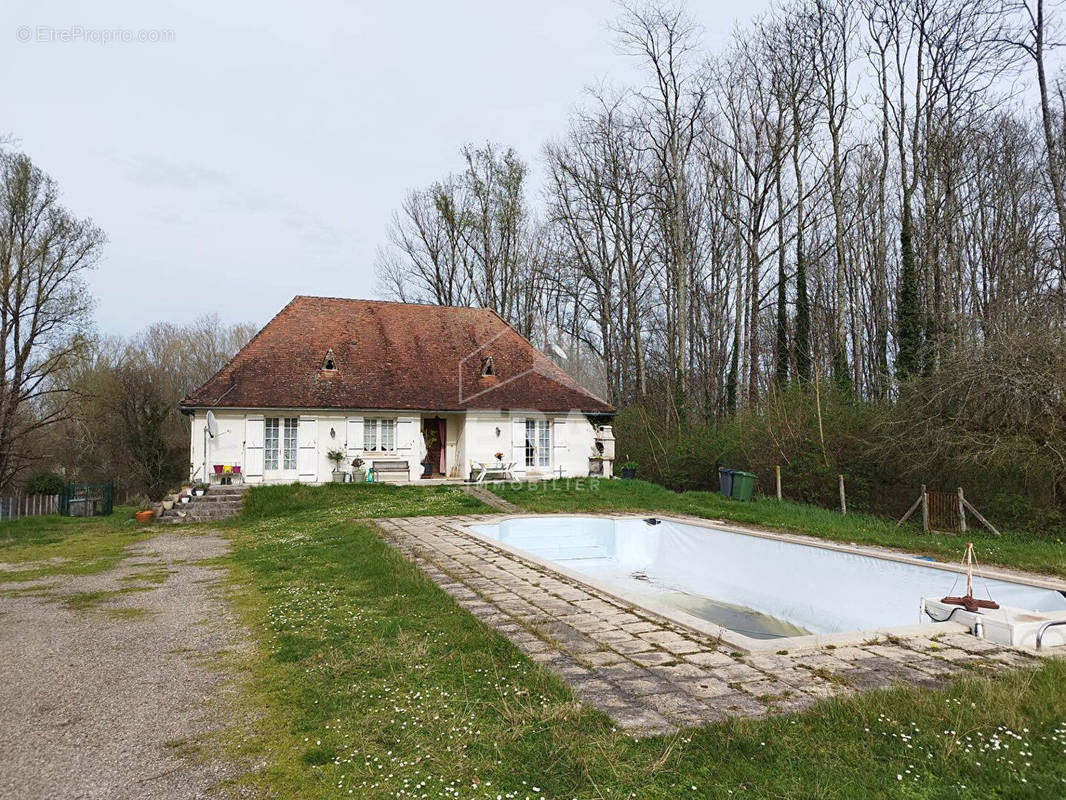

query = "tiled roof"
[181,296,614,414]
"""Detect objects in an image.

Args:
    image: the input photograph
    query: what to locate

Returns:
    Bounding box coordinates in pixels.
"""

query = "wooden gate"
[897,485,1000,536]
[926,490,961,533]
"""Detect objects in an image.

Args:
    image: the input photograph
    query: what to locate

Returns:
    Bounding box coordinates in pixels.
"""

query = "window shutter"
[511,417,526,474]
[553,418,569,477]
[345,417,364,458]
[396,417,416,456]
[245,416,265,477]
[298,417,317,480]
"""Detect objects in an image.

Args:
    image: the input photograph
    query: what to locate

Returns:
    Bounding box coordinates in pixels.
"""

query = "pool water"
[469,516,1066,640]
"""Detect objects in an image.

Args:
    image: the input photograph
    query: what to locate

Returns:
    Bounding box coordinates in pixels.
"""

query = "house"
[180,296,615,484]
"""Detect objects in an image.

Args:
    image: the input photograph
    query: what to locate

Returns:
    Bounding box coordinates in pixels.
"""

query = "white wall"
[189,408,601,484]
[190,409,424,484]
[464,410,598,480]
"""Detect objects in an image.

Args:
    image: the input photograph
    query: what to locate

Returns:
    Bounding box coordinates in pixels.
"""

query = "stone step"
[160,485,247,524]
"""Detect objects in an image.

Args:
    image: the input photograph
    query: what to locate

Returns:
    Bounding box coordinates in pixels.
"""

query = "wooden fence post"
[957,487,967,534]
[838,474,847,515]
[776,465,782,503]
[921,484,929,533]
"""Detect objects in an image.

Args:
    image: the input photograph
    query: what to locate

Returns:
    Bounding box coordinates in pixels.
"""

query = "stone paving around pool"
[375,514,1045,737]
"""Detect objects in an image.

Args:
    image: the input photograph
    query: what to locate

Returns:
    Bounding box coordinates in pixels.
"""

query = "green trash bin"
[730,470,756,502]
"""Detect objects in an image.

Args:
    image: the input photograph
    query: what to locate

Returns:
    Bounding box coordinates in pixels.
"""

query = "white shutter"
[396,417,416,456]
[553,418,569,477]
[511,417,526,475]
[245,416,265,477]
[396,417,416,480]
[298,417,317,481]
[345,417,364,458]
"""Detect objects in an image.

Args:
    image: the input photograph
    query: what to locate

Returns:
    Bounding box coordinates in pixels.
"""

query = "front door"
[264,416,299,480]
[422,417,445,477]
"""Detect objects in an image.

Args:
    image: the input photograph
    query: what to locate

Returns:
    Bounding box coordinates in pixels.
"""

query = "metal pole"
[776,465,782,503]
[838,474,847,515]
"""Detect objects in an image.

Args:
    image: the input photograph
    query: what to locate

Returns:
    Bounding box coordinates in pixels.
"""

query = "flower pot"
[620,467,637,480]
[135,510,154,523]
[352,469,366,483]
[421,461,433,478]
[162,500,174,510]
[331,470,347,483]
[180,496,191,504]
[193,488,205,497]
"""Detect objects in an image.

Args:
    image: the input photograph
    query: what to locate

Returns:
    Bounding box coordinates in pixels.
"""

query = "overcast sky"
[4,0,770,335]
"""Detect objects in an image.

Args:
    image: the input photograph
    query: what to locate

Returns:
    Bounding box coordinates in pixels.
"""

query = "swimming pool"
[467,515,1066,650]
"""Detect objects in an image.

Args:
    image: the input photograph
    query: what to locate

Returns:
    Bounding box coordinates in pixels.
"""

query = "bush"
[615,346,1066,540]
[24,469,65,496]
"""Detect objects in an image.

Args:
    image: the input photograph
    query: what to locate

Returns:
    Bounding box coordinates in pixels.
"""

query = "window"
[265,418,279,471]
[323,348,337,371]
[524,419,551,467]
[364,418,396,452]
[265,417,298,471]
[480,356,495,376]
[283,418,298,470]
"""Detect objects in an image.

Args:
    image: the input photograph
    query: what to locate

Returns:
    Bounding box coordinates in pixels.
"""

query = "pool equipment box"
[922,598,1066,649]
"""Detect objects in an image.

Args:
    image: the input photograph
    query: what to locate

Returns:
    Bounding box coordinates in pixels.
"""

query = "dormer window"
[322,348,337,371]
[480,356,495,377]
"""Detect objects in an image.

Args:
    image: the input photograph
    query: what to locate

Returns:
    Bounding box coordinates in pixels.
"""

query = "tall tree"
[0,152,103,489]
[615,1,707,425]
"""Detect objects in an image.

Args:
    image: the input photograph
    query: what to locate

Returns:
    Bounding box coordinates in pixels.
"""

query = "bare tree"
[0,152,103,489]
[614,1,707,424]
[1007,0,1066,277]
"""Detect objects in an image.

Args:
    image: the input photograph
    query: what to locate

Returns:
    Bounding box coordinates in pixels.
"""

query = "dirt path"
[0,533,250,800]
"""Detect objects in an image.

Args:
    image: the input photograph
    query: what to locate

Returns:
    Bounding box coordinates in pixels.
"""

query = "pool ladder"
[1035,619,1066,650]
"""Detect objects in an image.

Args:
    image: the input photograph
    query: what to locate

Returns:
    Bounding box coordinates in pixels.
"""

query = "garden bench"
[372,460,410,482]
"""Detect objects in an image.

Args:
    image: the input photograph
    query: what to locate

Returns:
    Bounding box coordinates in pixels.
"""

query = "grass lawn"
[0,503,151,582]
[492,479,1066,580]
[3,483,1066,798]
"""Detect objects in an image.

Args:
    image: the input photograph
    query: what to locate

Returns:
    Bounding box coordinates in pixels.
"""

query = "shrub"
[24,469,65,496]
[614,346,1066,539]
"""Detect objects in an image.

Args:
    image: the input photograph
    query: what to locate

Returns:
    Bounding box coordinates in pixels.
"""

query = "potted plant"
[192,482,208,497]
[619,459,638,480]
[327,448,347,482]
[350,457,366,483]
[494,451,505,466]
[421,457,433,478]
[162,495,175,511]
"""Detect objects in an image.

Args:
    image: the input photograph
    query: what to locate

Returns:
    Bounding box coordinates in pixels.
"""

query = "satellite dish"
[206,410,218,438]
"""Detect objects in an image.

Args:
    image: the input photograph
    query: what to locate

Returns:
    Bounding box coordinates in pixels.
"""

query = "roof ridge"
[294,295,497,313]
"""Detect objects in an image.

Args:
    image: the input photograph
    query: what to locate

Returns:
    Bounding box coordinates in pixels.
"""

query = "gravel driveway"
[0,533,250,800]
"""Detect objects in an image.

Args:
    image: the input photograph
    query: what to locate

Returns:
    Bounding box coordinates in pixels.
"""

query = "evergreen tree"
[896,202,922,379]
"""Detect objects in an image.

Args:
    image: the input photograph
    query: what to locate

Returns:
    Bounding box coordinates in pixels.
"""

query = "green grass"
[238,481,488,522]
[6,483,1066,798]
[491,479,1066,579]
[218,484,1066,799]
[0,504,153,579]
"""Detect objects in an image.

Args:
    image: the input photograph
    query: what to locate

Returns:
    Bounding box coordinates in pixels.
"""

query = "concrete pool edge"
[457,512,1066,654]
